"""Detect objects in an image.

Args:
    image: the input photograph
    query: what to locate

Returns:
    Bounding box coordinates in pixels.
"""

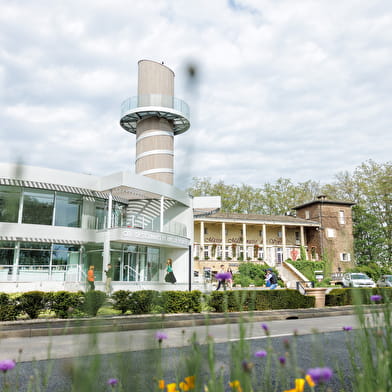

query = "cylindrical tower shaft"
[136,61,174,184]
[120,60,190,185]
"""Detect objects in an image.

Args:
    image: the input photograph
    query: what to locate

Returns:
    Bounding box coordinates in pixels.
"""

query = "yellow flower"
[158,380,165,389]
[167,383,179,392]
[283,378,305,392]
[305,374,315,387]
[184,376,195,389]
[229,380,243,392]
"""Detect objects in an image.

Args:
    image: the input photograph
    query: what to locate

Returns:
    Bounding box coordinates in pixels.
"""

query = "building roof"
[194,212,320,227]
[293,199,356,210]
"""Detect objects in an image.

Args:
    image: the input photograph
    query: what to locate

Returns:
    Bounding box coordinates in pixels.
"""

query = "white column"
[300,226,305,246]
[160,196,164,232]
[242,223,247,260]
[262,224,267,263]
[200,221,205,260]
[221,222,226,260]
[281,225,286,262]
[103,192,113,281]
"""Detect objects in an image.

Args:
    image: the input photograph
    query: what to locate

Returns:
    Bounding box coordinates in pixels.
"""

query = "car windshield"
[351,274,368,279]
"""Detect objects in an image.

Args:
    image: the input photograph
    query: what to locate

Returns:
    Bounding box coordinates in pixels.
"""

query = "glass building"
[0,163,192,293]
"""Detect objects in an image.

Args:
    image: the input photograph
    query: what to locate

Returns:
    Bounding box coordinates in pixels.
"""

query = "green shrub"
[287,260,325,281]
[18,291,46,319]
[83,290,106,317]
[161,291,202,313]
[46,291,84,318]
[326,287,392,306]
[129,290,157,314]
[111,290,131,314]
[0,293,19,321]
[208,290,315,312]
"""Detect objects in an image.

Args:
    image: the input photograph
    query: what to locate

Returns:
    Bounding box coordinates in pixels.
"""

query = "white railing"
[0,264,81,282]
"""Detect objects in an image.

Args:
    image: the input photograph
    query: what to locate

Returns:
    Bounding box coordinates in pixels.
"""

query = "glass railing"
[0,264,82,282]
[121,94,190,119]
[123,215,187,237]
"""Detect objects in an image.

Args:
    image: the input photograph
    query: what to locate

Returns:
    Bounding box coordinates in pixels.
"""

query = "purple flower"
[215,272,232,281]
[0,360,16,372]
[307,367,333,384]
[107,378,118,386]
[279,356,286,365]
[261,323,269,332]
[155,331,168,342]
[342,326,353,331]
[254,350,267,358]
[370,294,382,302]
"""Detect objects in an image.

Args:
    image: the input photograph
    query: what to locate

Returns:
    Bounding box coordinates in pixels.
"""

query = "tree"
[323,160,391,266]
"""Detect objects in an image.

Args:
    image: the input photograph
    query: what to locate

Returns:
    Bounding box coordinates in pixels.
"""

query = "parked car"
[376,275,392,287]
[342,273,376,288]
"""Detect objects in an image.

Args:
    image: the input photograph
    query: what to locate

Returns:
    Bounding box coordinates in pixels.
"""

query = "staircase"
[277,261,309,289]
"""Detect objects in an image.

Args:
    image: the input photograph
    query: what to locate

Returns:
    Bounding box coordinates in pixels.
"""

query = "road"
[0,314,360,391]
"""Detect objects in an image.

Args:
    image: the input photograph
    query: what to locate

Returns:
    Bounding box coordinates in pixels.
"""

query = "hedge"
[208,289,315,312]
[326,287,392,306]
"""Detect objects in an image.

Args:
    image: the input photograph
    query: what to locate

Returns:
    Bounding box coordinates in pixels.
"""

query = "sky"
[1,0,391,190]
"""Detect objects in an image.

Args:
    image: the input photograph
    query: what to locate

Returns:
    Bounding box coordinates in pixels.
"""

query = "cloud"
[0,0,391,191]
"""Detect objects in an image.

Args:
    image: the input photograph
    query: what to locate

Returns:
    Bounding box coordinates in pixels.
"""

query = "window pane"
[22,190,54,225]
[52,244,80,266]
[0,186,21,223]
[19,242,51,266]
[54,192,83,227]
[0,241,15,266]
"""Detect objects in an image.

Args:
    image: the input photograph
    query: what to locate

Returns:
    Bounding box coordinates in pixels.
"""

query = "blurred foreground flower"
[179,376,195,390]
[107,378,118,387]
[0,360,15,373]
[370,294,382,302]
[156,331,168,343]
[229,380,243,392]
[306,367,333,384]
[254,350,267,358]
[342,326,353,331]
[215,272,232,281]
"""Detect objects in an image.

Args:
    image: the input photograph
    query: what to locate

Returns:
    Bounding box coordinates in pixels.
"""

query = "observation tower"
[120,60,190,185]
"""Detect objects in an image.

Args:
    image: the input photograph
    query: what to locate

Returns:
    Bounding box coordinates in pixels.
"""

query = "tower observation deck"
[120,60,190,185]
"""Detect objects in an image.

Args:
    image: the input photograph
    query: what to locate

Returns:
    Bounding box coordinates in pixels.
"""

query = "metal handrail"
[296,280,315,295]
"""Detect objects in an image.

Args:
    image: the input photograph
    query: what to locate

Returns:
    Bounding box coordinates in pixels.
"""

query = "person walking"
[265,270,272,287]
[104,264,113,296]
[87,265,95,291]
[164,258,176,284]
[268,268,278,289]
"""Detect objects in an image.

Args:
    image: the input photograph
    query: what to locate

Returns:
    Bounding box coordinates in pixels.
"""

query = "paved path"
[0,313,360,362]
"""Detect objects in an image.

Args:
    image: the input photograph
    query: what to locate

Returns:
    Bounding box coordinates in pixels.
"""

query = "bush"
[287,260,325,282]
[326,287,392,306]
[111,290,131,314]
[208,290,315,312]
[129,290,157,314]
[18,291,46,319]
[83,291,106,317]
[0,293,19,321]
[161,291,202,313]
[46,291,84,318]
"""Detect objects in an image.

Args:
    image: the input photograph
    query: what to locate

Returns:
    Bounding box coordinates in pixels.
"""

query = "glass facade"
[0,185,126,230]
[22,190,55,225]
[54,192,83,227]
[0,186,21,222]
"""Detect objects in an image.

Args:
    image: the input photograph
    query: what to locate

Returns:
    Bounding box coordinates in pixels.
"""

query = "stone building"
[193,195,355,281]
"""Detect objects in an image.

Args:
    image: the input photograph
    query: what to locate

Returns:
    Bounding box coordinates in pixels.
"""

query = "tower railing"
[120,94,190,119]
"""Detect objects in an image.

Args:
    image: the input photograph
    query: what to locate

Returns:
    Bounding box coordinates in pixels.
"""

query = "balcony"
[120,94,190,135]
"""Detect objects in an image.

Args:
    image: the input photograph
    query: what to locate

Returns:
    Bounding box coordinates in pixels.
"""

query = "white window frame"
[339,210,346,225]
[340,252,351,262]
[326,228,336,238]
